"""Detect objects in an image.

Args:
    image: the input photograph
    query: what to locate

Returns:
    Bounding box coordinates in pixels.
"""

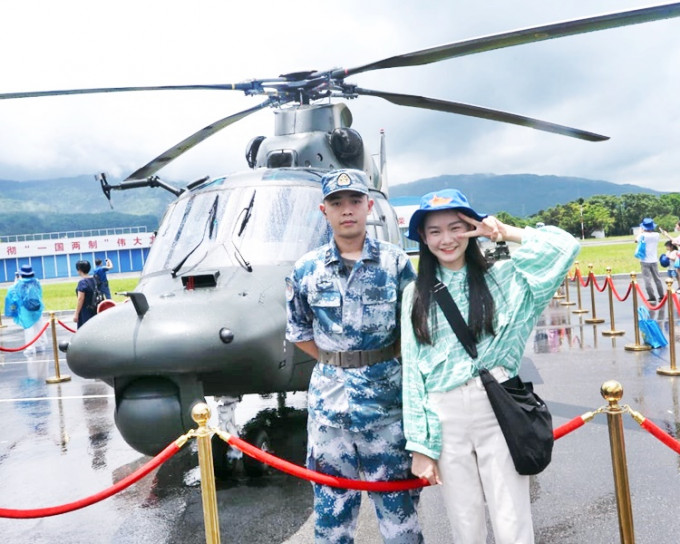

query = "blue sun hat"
[640,217,657,231]
[321,169,370,199]
[407,189,487,242]
[19,264,35,278]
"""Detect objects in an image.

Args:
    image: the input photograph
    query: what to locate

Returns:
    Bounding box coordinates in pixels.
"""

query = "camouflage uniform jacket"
[286,235,416,431]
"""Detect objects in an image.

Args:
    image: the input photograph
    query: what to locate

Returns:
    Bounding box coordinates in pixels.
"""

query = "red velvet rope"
[0,441,181,518]
[0,321,50,352]
[224,413,589,492]
[634,283,668,310]
[58,319,77,333]
[608,276,632,302]
[553,415,587,441]
[639,418,680,455]
[590,274,606,293]
[576,269,590,288]
[224,433,430,491]
[673,292,680,315]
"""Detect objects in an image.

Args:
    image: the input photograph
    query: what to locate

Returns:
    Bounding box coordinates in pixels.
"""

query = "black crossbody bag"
[431,281,553,476]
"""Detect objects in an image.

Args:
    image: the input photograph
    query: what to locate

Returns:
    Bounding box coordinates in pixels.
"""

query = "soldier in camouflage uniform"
[286,169,423,543]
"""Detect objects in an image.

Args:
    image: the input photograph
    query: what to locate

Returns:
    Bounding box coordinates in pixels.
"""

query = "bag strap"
[431,281,478,359]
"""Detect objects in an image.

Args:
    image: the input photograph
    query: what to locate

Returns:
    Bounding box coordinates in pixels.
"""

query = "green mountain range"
[0,175,176,236]
[388,173,661,217]
[0,172,662,236]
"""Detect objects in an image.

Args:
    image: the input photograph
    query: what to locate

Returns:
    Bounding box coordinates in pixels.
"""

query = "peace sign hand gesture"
[458,214,524,244]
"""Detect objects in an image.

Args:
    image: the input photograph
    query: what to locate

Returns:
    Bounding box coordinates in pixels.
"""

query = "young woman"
[400,189,579,544]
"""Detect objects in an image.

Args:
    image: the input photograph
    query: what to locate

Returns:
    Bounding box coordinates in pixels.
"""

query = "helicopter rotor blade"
[125,97,280,181]
[337,2,680,78]
[355,87,608,142]
[0,83,276,101]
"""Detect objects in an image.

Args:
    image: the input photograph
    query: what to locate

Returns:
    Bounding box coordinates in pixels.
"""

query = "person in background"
[400,189,579,544]
[286,169,422,543]
[93,257,113,299]
[74,260,97,328]
[4,265,47,356]
[662,240,680,293]
[636,217,665,303]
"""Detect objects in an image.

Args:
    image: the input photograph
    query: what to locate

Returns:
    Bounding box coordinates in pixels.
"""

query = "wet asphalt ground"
[2,275,680,543]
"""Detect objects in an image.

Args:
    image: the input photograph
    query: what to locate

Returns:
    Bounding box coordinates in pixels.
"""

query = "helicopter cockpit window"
[143,184,331,275]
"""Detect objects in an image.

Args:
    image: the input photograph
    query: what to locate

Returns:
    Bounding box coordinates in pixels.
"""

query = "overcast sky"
[1,0,679,192]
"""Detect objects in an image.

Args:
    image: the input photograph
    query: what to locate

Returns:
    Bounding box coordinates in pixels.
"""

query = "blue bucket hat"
[321,169,369,199]
[640,217,657,231]
[19,264,35,278]
[407,189,487,242]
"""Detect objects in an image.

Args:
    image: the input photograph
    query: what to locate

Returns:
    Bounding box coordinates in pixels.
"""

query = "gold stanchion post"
[602,267,625,337]
[553,279,566,300]
[585,264,605,324]
[657,278,680,376]
[601,381,636,544]
[560,271,576,306]
[192,403,222,544]
[46,312,71,384]
[572,262,589,315]
[625,272,651,352]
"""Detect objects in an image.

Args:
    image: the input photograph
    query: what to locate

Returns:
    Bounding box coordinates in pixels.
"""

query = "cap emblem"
[337,173,351,187]
[428,194,453,206]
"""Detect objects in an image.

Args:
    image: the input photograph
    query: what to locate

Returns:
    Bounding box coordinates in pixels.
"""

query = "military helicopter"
[2,2,679,461]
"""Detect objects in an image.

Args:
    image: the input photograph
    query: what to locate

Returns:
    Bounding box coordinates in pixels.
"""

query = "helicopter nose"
[65,286,286,382]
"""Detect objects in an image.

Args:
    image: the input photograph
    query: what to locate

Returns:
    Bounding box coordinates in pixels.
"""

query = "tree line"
[496,193,680,237]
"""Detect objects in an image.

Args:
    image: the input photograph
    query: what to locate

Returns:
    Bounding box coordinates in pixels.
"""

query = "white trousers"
[23,319,47,355]
[429,367,535,544]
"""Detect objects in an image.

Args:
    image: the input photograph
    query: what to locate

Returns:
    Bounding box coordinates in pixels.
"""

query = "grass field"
[0,235,667,315]
[576,236,666,276]
[1,277,140,315]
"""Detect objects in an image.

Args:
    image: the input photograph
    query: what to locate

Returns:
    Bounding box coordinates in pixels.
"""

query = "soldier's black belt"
[318,345,397,368]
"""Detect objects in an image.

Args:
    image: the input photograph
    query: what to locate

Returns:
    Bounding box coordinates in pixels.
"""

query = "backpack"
[87,277,106,312]
[19,281,42,312]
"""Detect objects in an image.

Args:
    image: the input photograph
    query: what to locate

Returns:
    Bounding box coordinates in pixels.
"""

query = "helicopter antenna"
[379,129,388,198]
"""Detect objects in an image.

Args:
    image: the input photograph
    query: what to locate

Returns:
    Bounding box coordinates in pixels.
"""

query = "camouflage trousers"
[307,419,423,544]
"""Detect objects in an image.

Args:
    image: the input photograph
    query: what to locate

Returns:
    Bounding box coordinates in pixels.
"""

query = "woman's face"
[421,210,471,270]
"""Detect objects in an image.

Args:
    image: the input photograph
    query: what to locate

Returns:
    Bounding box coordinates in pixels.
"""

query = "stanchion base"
[572,309,589,314]
[624,343,652,352]
[560,301,576,306]
[657,367,680,376]
[553,294,565,299]
[46,375,71,384]
[602,330,625,337]
[0,325,7,328]
[585,318,605,324]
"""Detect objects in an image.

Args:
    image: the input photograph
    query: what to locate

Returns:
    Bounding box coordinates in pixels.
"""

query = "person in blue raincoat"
[4,265,47,356]
[286,169,423,544]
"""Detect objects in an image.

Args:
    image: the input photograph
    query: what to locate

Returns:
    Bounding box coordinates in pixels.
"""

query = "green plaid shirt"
[401,226,579,459]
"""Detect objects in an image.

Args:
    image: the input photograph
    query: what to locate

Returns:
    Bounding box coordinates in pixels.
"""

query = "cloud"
[1,0,679,192]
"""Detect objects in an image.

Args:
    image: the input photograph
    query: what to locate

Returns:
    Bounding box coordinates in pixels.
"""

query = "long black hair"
[410,236,496,345]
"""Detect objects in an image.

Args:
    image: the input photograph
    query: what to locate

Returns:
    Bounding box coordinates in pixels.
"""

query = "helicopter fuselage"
[65,167,401,455]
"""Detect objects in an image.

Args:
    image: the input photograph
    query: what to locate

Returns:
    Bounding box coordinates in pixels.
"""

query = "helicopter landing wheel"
[243,428,272,477]
[211,434,238,480]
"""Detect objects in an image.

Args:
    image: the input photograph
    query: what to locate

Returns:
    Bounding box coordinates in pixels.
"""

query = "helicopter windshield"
[144,182,331,275]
